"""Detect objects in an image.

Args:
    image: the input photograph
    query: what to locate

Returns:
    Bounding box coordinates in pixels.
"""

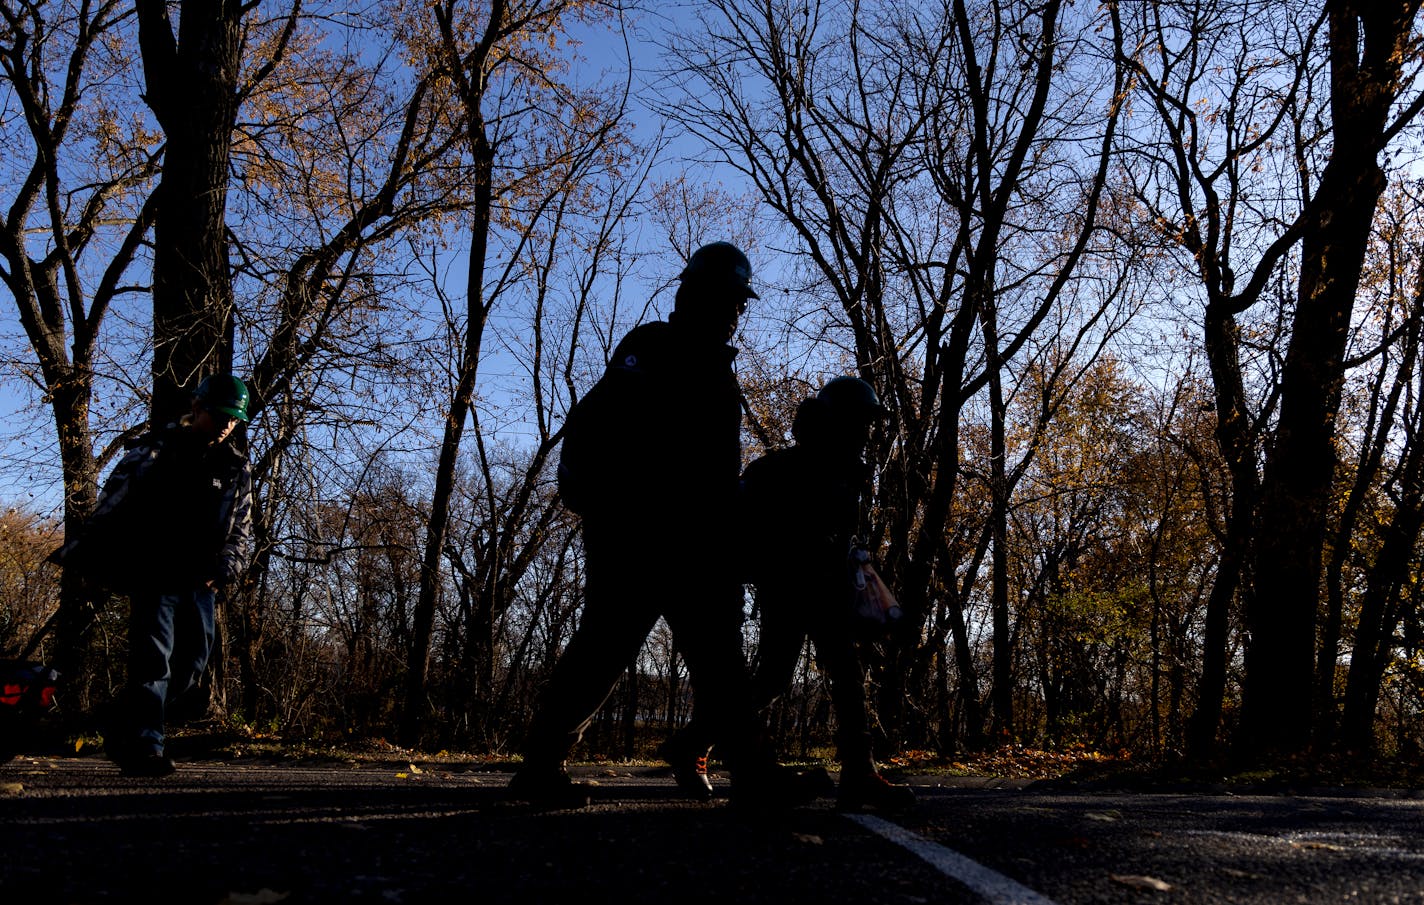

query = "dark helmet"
[790,395,829,444]
[194,374,250,422]
[817,376,886,422]
[679,241,759,300]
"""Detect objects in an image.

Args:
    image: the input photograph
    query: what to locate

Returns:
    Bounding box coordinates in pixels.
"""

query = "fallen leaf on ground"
[1110,874,1172,892]
[793,833,824,845]
[1291,840,1343,852]
[407,763,422,774]
[1222,867,1264,880]
[0,782,23,795]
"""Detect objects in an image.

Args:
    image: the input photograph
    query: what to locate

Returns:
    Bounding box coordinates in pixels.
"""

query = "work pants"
[521,530,767,775]
[111,588,216,756]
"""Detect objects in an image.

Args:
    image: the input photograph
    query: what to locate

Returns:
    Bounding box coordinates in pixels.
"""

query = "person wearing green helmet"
[51,373,254,777]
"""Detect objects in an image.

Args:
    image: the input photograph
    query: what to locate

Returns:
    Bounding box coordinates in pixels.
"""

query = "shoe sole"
[672,770,714,802]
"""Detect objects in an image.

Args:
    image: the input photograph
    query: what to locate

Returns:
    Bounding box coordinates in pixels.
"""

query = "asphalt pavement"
[2,754,1422,904]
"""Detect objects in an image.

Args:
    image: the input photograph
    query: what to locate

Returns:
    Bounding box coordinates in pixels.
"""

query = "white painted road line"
[846,813,1061,905]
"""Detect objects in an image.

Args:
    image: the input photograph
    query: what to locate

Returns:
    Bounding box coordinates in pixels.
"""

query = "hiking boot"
[671,753,715,802]
[658,735,715,802]
[507,766,593,809]
[837,771,915,812]
[116,752,177,778]
[729,764,831,811]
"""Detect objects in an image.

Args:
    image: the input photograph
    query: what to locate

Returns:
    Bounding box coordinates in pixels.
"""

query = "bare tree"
[663,0,1126,751]
[1117,0,1424,757]
[0,0,156,692]
[1316,186,1424,746]
[1244,0,1424,757]
[397,0,641,743]
[1112,0,1322,758]
[136,0,301,420]
[1333,190,1424,752]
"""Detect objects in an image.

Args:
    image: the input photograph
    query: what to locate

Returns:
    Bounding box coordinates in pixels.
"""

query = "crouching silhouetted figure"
[52,375,253,778]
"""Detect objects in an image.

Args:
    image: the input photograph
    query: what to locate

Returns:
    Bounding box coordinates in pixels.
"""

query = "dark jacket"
[558,319,742,549]
[53,421,253,593]
[740,443,868,598]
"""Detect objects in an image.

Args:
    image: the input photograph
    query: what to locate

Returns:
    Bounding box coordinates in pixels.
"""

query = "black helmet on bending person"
[679,242,759,301]
[816,376,887,423]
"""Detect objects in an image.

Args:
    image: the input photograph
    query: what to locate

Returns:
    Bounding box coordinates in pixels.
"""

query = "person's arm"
[213,459,253,586]
[88,439,163,528]
[46,435,163,580]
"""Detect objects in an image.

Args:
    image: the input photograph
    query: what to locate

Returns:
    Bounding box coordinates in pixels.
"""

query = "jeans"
[113,588,216,756]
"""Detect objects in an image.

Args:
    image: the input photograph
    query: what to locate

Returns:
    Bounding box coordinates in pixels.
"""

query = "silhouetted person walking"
[662,377,915,812]
[511,243,811,809]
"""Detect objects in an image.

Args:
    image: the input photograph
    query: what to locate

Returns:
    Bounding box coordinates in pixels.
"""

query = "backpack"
[557,375,619,515]
[557,326,668,515]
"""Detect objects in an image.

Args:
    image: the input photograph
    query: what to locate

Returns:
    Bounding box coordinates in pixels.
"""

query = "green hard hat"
[194,374,250,422]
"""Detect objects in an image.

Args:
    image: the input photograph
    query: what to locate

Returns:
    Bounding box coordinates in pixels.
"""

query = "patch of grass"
[149,723,1424,794]
[880,745,1133,781]
[161,721,519,770]
[1033,750,1424,794]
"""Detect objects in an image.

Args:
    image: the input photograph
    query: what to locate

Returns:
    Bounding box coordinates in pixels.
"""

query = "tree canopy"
[4,0,1424,768]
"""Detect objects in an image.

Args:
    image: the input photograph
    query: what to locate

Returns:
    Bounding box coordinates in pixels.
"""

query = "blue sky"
[0,2,760,517]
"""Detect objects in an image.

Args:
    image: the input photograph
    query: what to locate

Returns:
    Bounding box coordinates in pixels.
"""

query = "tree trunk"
[49,382,103,694]
[137,0,245,422]
[400,0,505,743]
[1339,425,1424,752]
[1316,292,1421,746]
[984,298,1013,740]
[946,586,985,749]
[1188,302,1260,759]
[1240,0,1421,759]
[400,270,489,744]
